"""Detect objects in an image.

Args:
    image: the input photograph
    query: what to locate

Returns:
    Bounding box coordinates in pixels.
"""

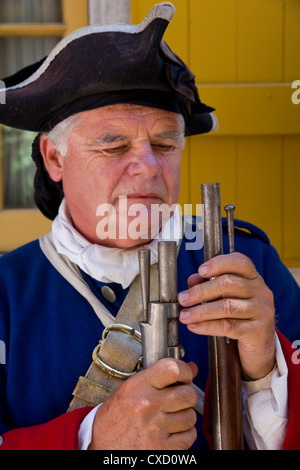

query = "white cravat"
[51,198,182,289]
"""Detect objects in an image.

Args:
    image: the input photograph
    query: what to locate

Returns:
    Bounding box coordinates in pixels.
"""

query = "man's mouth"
[125,193,161,200]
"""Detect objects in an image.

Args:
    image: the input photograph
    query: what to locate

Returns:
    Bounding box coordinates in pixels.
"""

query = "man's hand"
[89,358,198,450]
[178,253,276,381]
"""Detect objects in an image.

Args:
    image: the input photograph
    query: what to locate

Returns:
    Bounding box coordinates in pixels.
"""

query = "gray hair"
[45,113,81,156]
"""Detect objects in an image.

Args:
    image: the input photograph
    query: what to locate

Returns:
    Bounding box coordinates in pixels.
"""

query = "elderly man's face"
[42,104,184,248]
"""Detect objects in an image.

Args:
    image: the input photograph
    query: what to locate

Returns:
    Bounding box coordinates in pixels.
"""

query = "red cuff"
[0,407,93,450]
[202,330,300,450]
[277,330,300,450]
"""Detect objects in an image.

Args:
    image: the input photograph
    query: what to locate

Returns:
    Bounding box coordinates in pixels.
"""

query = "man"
[0,3,300,450]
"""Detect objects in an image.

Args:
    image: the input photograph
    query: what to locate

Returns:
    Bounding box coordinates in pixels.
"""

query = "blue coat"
[0,219,299,449]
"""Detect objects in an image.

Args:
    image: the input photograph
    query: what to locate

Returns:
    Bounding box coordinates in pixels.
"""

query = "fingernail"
[199,264,210,276]
[180,311,190,321]
[178,292,189,303]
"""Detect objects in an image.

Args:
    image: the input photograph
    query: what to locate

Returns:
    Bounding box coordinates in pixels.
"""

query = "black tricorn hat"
[0,2,217,219]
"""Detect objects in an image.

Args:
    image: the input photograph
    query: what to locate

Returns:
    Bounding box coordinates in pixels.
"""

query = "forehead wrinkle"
[80,109,184,146]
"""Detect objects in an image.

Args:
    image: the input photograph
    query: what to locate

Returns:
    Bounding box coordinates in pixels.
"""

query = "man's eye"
[152,144,174,153]
[104,145,129,155]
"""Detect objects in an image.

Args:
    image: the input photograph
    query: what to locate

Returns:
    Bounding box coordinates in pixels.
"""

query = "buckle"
[92,323,142,379]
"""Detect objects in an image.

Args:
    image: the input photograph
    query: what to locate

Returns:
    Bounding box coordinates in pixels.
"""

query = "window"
[0,0,88,252]
[0,0,62,209]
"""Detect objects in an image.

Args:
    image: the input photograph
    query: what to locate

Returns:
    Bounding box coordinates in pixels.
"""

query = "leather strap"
[68,266,159,410]
[39,232,158,410]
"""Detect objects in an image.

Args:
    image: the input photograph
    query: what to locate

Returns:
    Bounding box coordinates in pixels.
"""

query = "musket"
[138,241,204,415]
[138,241,183,367]
[201,182,244,450]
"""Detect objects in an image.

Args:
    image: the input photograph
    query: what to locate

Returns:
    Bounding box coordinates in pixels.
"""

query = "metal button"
[101,285,117,303]
[0,435,3,446]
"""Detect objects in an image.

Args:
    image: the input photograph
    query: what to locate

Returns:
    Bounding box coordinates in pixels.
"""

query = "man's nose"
[126,143,162,178]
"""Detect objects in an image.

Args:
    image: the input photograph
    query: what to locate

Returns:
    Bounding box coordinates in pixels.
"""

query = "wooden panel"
[0,23,66,37]
[236,136,283,256]
[198,84,300,135]
[62,0,88,35]
[237,0,283,82]
[178,140,190,207]
[283,136,300,265]
[185,132,300,265]
[189,135,237,214]
[0,210,51,252]
[285,0,300,81]
[131,0,189,64]
[190,0,237,83]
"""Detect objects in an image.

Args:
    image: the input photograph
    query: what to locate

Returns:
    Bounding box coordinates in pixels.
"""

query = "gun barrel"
[139,240,202,415]
[158,241,181,358]
[201,183,223,262]
[139,302,168,369]
[139,240,182,367]
[158,241,177,302]
[201,183,244,450]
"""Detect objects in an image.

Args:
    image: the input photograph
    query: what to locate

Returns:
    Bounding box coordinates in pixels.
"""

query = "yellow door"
[132,0,300,268]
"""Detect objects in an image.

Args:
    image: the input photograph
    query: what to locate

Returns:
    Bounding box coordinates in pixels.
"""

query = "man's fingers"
[197,252,259,280]
[187,273,205,288]
[166,427,197,450]
[179,273,256,307]
[178,253,265,309]
[180,297,253,324]
[142,358,197,390]
[165,408,197,433]
[163,383,198,413]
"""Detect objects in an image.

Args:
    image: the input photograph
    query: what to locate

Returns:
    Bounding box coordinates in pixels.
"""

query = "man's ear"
[39,133,64,182]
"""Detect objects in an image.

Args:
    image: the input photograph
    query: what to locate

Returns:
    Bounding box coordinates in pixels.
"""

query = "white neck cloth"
[51,199,182,289]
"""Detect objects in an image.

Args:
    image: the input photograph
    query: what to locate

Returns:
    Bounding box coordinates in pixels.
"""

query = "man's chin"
[95,214,160,248]
[95,235,154,250]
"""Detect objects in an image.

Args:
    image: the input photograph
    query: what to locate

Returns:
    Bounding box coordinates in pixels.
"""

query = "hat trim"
[210,112,219,132]
[0,2,175,94]
[41,89,183,131]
